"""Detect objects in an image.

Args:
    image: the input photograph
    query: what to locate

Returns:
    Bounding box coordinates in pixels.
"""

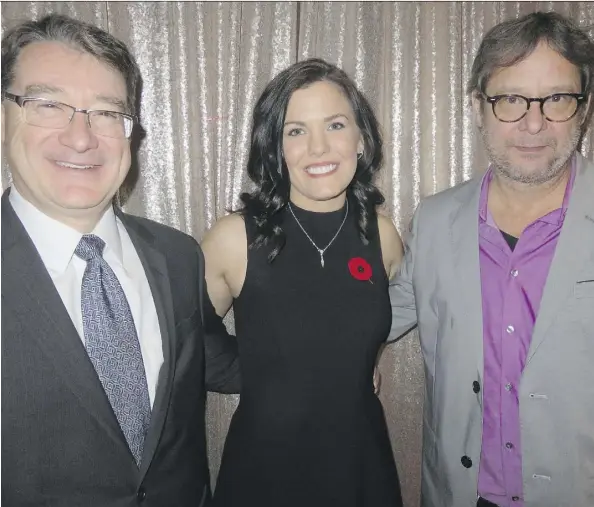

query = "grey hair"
[1,13,141,115]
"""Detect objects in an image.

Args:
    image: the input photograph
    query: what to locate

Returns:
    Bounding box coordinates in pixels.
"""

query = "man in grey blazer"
[1,14,239,506]
[389,12,593,507]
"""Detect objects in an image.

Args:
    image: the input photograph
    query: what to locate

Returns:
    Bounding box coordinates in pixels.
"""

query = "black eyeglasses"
[1,92,136,139]
[483,92,587,123]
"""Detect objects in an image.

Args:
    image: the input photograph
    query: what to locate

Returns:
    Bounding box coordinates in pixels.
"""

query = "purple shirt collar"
[479,155,576,228]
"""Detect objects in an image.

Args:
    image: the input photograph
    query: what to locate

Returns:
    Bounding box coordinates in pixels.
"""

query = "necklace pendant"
[287,200,349,271]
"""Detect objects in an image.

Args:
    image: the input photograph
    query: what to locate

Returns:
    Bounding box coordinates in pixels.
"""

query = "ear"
[471,92,484,129]
[357,136,364,154]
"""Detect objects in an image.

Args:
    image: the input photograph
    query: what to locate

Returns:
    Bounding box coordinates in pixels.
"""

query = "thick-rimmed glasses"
[483,92,586,123]
[1,92,136,139]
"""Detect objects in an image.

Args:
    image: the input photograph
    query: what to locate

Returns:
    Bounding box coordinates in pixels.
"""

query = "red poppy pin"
[348,257,373,283]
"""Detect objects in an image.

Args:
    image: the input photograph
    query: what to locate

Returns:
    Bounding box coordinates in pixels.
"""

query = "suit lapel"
[1,192,127,448]
[449,181,485,376]
[527,154,594,363]
[3,192,180,476]
[116,211,178,479]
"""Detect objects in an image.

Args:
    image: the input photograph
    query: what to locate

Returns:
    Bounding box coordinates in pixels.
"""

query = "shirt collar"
[479,153,577,227]
[478,168,495,226]
[559,153,577,214]
[9,186,123,275]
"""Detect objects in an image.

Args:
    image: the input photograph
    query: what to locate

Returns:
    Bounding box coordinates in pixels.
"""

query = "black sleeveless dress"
[212,200,402,507]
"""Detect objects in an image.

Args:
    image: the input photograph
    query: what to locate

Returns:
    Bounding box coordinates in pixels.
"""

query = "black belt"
[477,498,500,507]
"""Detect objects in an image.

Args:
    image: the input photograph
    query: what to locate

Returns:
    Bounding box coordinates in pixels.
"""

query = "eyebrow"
[24,84,63,96]
[96,95,127,111]
[491,86,580,96]
[284,113,350,127]
[23,84,127,111]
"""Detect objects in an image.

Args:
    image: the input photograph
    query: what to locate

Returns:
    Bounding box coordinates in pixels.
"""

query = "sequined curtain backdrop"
[2,3,593,505]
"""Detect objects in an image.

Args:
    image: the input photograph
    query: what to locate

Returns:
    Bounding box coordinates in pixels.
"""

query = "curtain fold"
[2,3,592,505]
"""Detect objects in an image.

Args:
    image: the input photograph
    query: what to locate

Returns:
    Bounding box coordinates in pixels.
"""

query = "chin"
[507,165,561,185]
[315,184,349,199]
[512,160,549,175]
[55,188,110,211]
[312,193,345,203]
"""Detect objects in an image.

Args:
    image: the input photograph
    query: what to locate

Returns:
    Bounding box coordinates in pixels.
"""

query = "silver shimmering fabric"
[2,3,593,505]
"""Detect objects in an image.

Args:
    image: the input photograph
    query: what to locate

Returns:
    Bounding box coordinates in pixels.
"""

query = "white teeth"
[305,164,337,175]
[56,161,95,169]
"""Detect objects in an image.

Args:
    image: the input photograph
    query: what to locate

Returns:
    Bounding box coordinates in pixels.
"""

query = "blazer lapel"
[449,180,485,377]
[1,192,126,448]
[117,211,178,479]
[527,154,594,363]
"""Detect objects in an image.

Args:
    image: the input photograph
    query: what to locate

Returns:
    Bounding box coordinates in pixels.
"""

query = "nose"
[308,129,330,157]
[519,100,547,135]
[58,111,99,152]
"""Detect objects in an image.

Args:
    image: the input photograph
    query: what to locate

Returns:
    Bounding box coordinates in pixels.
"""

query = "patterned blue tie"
[75,234,151,465]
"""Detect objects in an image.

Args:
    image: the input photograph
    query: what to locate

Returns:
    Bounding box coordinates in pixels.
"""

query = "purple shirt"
[477,159,575,507]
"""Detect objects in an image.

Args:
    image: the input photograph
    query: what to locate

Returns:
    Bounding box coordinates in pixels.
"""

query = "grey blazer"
[1,190,240,507]
[389,153,594,507]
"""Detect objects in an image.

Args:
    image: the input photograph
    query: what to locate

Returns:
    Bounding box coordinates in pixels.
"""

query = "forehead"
[286,80,354,117]
[486,41,581,94]
[12,41,127,101]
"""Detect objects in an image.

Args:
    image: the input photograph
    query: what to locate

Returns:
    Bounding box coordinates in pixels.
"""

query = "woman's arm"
[378,213,404,279]
[201,213,248,317]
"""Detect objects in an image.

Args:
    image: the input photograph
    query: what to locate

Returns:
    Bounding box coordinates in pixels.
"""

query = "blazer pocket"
[575,279,594,298]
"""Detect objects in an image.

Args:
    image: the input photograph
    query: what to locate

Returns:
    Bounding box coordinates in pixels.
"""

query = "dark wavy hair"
[2,14,140,115]
[239,58,385,262]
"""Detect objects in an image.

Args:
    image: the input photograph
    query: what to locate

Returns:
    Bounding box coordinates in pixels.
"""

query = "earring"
[357,151,363,160]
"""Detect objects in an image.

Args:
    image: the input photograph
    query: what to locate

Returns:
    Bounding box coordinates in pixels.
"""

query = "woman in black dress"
[203,58,404,507]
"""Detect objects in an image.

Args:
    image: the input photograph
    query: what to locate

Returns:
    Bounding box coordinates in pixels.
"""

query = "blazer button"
[137,487,146,503]
[461,455,473,468]
[472,381,480,393]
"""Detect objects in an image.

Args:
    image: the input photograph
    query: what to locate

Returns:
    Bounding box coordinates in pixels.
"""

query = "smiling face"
[1,41,131,230]
[474,41,587,186]
[281,80,363,211]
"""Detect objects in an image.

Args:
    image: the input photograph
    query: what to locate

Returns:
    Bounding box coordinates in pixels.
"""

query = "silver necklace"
[287,199,349,268]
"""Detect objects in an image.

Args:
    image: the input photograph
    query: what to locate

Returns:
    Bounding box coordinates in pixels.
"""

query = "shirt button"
[510,269,519,277]
[505,383,513,391]
[505,442,514,449]
[512,496,520,501]
[506,325,515,334]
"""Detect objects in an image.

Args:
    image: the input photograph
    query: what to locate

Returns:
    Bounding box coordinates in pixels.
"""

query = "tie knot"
[75,234,106,261]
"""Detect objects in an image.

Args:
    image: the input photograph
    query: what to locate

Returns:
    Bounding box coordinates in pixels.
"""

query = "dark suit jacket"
[1,189,240,507]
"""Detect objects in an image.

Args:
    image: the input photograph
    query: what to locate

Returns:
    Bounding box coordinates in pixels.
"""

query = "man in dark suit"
[1,14,239,507]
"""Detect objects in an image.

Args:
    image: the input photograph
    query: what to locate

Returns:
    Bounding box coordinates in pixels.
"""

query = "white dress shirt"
[10,187,164,406]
